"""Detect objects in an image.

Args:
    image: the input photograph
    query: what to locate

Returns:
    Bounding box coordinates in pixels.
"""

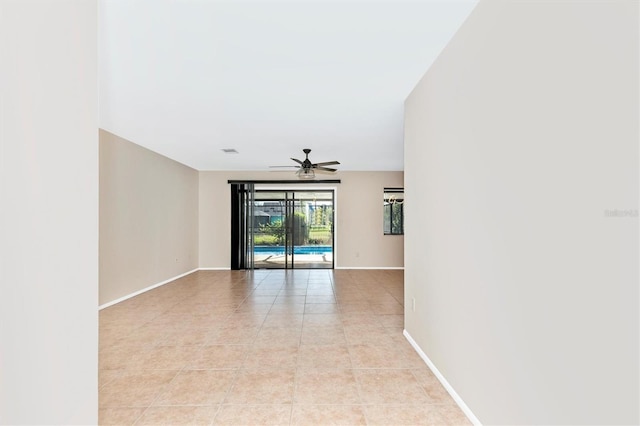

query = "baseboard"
[403,330,482,426]
[334,266,404,270]
[198,267,232,270]
[98,268,199,310]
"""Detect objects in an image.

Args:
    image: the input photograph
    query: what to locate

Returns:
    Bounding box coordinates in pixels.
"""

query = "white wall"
[404,1,638,424]
[199,171,404,269]
[0,1,98,424]
[100,130,199,305]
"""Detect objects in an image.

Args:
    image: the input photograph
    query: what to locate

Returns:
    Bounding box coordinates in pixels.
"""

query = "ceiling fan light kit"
[297,168,316,179]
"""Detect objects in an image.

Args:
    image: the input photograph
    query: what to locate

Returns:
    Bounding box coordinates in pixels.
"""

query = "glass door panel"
[291,191,333,269]
[252,189,334,269]
[253,191,287,269]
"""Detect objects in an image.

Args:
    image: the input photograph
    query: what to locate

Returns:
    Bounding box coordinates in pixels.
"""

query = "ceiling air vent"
[221,148,239,154]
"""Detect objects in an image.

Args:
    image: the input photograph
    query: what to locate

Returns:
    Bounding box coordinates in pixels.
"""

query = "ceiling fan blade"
[269,165,300,168]
[291,158,303,165]
[315,167,337,173]
[312,161,340,167]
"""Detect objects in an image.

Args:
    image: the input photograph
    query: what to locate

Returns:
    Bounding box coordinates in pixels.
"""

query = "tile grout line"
[131,367,184,426]
[213,366,243,424]
[289,273,308,425]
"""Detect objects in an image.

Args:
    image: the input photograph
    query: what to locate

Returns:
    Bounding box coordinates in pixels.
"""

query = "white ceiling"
[99,0,478,171]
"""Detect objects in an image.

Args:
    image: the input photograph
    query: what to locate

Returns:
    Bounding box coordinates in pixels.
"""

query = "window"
[384,188,404,235]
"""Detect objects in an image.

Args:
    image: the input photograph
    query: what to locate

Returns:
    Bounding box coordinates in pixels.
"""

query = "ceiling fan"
[270,149,340,179]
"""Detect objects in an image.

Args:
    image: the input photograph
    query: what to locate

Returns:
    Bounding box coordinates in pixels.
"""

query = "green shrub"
[308,226,331,244]
[258,220,285,245]
[254,234,278,245]
[257,213,310,245]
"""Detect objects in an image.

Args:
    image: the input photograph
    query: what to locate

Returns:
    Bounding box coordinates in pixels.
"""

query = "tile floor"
[99,269,470,425]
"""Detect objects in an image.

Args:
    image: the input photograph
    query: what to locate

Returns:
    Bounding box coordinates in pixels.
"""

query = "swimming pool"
[254,245,332,256]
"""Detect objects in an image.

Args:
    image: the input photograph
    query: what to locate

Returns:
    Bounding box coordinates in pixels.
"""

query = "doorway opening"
[253,190,334,269]
[231,186,335,270]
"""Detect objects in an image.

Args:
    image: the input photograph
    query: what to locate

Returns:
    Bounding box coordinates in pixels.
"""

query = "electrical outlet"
[412,297,416,312]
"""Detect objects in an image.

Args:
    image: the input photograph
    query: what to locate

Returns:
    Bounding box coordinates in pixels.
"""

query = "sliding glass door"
[250,190,334,269]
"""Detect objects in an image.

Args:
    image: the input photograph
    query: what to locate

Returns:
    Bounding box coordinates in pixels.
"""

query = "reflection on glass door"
[251,190,334,269]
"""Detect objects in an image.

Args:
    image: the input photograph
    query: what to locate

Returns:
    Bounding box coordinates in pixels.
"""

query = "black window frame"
[384,187,404,235]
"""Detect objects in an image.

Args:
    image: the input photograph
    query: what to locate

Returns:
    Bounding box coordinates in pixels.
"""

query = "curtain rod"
[227,179,341,184]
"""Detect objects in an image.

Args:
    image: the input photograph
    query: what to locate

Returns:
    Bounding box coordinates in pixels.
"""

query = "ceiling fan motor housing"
[302,149,312,169]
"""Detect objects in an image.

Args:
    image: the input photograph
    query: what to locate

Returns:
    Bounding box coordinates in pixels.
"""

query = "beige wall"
[404,1,638,424]
[335,172,404,268]
[100,147,401,304]
[100,130,199,305]
[0,1,98,423]
[199,171,403,269]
